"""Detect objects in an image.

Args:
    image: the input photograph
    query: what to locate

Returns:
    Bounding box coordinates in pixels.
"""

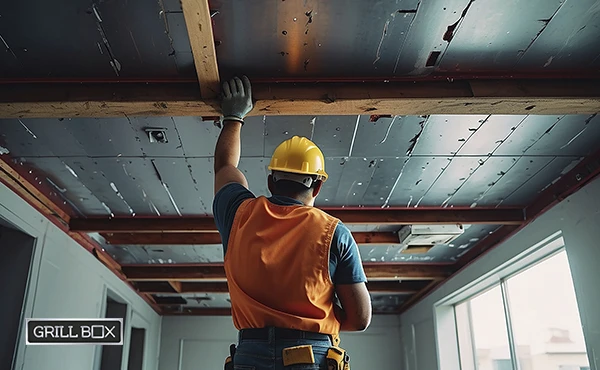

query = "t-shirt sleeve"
[330,222,368,285]
[212,183,255,254]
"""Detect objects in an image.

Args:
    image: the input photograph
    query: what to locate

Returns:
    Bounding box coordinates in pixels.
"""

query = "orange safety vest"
[224,196,341,336]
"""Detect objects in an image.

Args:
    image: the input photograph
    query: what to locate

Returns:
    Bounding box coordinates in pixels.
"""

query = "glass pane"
[506,250,589,370]
[457,285,514,370]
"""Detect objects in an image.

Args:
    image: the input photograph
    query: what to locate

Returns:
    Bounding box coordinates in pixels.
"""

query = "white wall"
[0,181,162,370]
[159,315,401,370]
[400,176,600,370]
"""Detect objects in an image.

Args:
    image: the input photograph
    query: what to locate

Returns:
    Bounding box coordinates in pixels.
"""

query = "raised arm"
[214,76,254,194]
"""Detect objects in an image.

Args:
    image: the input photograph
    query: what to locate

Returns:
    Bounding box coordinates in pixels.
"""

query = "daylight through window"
[455,250,589,370]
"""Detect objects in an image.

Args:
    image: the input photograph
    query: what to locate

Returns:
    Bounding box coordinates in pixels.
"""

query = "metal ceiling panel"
[264,116,315,156]
[57,157,135,216]
[178,116,267,158]
[345,224,401,233]
[371,293,408,312]
[100,157,185,216]
[164,13,197,76]
[171,117,220,157]
[314,157,347,206]
[0,0,182,78]
[238,157,270,197]
[419,157,483,206]
[212,0,419,78]
[311,116,356,158]
[448,156,519,207]
[177,293,231,308]
[359,224,502,263]
[411,115,488,156]
[392,0,474,75]
[118,158,183,216]
[103,244,224,265]
[516,0,600,69]
[0,0,114,78]
[0,119,87,157]
[350,116,426,158]
[150,158,214,215]
[20,157,106,216]
[438,0,565,71]
[457,115,526,156]
[523,114,600,156]
[387,157,451,207]
[476,156,554,206]
[331,158,378,207]
[161,0,183,13]
[240,116,268,158]
[501,156,582,206]
[494,115,563,156]
[361,157,409,206]
[96,0,181,77]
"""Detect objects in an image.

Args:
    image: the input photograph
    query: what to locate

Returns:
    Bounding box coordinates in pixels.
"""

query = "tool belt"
[281,344,350,370]
[225,330,349,369]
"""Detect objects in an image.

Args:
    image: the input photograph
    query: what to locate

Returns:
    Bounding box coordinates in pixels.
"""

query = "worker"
[213,76,372,370]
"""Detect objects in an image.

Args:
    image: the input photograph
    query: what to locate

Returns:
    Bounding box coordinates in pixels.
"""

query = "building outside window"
[455,250,589,370]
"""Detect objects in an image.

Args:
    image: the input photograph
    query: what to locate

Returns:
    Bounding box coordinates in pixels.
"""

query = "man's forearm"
[214,121,243,172]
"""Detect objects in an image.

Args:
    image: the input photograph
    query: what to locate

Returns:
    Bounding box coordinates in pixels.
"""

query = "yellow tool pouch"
[326,347,350,370]
[282,345,315,366]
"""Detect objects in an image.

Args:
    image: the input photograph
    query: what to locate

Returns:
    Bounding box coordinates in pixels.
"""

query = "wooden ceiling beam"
[2,79,599,118]
[160,307,400,316]
[180,0,220,98]
[135,280,426,294]
[121,263,453,281]
[101,231,400,245]
[71,208,524,233]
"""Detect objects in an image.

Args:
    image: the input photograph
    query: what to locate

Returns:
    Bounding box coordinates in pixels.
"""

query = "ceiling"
[0,0,599,315]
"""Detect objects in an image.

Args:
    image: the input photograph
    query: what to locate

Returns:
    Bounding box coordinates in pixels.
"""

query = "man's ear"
[312,180,323,198]
[267,174,274,195]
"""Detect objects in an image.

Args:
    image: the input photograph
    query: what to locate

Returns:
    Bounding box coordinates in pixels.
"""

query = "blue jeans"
[233,328,332,370]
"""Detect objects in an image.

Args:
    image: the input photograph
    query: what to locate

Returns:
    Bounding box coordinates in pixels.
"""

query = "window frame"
[433,231,566,370]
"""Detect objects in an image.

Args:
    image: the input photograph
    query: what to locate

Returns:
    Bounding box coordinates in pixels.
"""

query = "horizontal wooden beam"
[162,307,232,316]
[121,263,452,281]
[134,280,426,294]
[101,231,400,245]
[71,208,524,233]
[160,307,399,316]
[2,79,599,118]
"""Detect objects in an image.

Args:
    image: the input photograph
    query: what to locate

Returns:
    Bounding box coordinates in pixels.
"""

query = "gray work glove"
[221,76,253,124]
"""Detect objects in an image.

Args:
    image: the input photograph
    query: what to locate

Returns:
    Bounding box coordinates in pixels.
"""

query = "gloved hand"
[221,76,253,124]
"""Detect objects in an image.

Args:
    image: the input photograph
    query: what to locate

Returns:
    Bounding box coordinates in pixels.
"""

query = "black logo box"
[26,319,123,345]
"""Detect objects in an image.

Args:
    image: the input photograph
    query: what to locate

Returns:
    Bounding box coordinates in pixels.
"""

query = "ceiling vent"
[398,224,464,247]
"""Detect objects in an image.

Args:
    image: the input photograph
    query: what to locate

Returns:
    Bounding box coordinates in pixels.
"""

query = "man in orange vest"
[213,76,372,369]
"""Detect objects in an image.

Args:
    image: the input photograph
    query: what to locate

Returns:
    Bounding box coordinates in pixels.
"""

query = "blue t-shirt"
[213,183,367,285]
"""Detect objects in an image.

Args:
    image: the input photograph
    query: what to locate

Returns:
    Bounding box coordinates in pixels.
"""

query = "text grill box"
[26,319,123,345]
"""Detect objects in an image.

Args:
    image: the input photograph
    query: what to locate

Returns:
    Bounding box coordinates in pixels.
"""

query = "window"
[455,250,589,370]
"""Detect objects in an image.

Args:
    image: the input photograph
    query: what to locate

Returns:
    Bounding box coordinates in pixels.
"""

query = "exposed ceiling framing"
[1,79,600,119]
[1,0,599,316]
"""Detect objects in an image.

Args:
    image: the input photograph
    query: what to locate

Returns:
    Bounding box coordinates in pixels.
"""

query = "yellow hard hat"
[268,136,328,182]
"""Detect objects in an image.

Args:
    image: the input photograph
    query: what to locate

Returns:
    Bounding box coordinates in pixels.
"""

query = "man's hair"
[271,177,319,199]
